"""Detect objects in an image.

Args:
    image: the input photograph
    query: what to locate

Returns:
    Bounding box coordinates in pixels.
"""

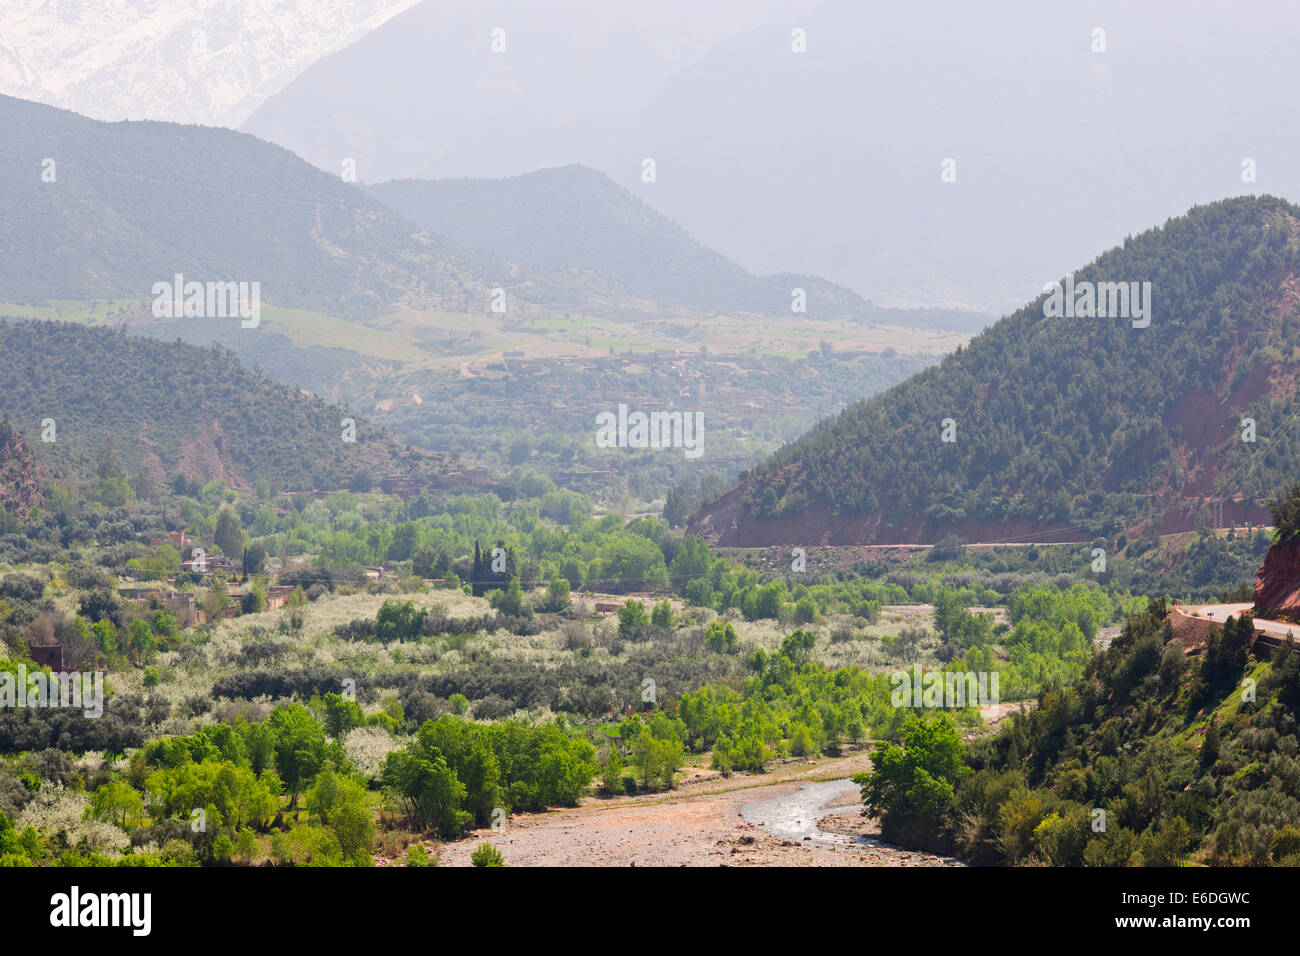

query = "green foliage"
[470,842,505,867]
[853,711,969,852]
[600,746,626,795]
[617,599,649,638]
[488,578,530,618]
[702,620,738,653]
[723,197,1300,538]
[380,744,469,839]
[405,843,436,867]
[1271,484,1300,542]
[381,716,596,838]
[545,574,571,612]
[0,321,422,490]
[650,599,675,629]
[266,704,331,807]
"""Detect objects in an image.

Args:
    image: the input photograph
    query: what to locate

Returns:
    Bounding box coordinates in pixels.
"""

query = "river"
[740,778,879,850]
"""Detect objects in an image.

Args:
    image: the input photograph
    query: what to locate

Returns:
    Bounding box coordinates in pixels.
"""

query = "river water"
[740,778,885,851]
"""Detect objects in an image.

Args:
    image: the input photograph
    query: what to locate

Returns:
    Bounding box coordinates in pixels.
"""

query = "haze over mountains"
[240,0,1300,314]
[2,93,958,329]
[691,196,1300,547]
[371,166,983,330]
[241,0,820,183]
[0,91,954,502]
[0,93,517,319]
[4,2,1295,534]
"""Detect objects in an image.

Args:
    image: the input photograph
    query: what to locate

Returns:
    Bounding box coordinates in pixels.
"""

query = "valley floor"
[410,750,963,868]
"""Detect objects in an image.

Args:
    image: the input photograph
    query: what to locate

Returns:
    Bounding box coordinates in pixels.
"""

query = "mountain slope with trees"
[371,166,986,330]
[692,196,1300,546]
[859,595,1300,865]
[0,319,447,491]
[0,93,584,319]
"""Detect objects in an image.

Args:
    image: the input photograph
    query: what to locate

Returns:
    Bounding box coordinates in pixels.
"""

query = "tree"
[1200,720,1221,769]
[415,718,502,828]
[240,587,266,615]
[412,547,447,579]
[387,522,419,563]
[545,574,571,612]
[267,704,328,808]
[244,542,268,576]
[95,437,122,480]
[650,600,675,629]
[1271,484,1300,541]
[618,599,650,639]
[89,781,144,829]
[127,618,158,666]
[489,577,529,618]
[305,771,374,863]
[853,712,969,848]
[508,436,532,465]
[1140,815,1193,867]
[79,588,123,628]
[214,506,244,559]
[630,731,683,791]
[321,693,365,738]
[131,543,180,580]
[380,746,469,838]
[471,542,484,596]
[601,746,626,795]
[91,619,119,664]
[703,620,738,653]
[780,629,817,664]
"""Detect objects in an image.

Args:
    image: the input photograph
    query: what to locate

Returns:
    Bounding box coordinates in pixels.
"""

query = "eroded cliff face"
[1255,537,1300,621]
[0,422,48,519]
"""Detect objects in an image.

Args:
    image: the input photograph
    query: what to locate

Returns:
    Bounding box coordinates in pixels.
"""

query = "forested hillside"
[0,320,444,490]
[693,196,1300,546]
[0,94,518,318]
[875,598,1300,866]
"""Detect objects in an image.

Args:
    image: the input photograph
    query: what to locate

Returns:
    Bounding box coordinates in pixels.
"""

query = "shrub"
[470,842,505,867]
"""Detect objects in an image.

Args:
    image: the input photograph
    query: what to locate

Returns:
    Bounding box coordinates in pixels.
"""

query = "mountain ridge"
[690,196,1300,547]
[370,165,988,330]
[0,319,451,492]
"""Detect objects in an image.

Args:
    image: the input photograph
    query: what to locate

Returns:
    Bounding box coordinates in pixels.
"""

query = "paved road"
[1178,603,1300,641]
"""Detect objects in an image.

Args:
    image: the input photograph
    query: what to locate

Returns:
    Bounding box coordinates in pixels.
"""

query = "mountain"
[0,319,450,492]
[690,196,1300,547]
[247,0,1300,314]
[0,93,520,320]
[241,0,821,183]
[0,0,420,127]
[603,0,1300,313]
[371,165,985,328]
[952,598,1300,866]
